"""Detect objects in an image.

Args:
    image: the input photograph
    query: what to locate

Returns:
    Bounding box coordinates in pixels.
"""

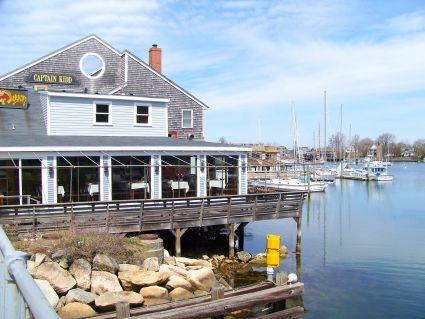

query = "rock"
[218,277,233,290]
[95,291,144,310]
[34,253,47,267]
[69,259,91,291]
[55,296,67,311]
[140,286,169,299]
[118,264,142,272]
[176,257,212,268]
[249,253,266,266]
[27,260,36,272]
[187,267,217,292]
[164,249,170,258]
[32,262,76,294]
[57,302,97,319]
[143,298,170,306]
[164,256,176,265]
[236,251,252,263]
[92,254,119,274]
[186,266,204,270]
[236,263,252,274]
[280,245,288,256]
[194,289,209,296]
[202,255,210,260]
[169,287,194,301]
[159,264,188,277]
[59,257,70,269]
[118,271,169,289]
[35,279,59,308]
[90,271,123,294]
[176,262,186,268]
[166,275,193,291]
[51,249,66,260]
[66,288,96,305]
[143,257,159,272]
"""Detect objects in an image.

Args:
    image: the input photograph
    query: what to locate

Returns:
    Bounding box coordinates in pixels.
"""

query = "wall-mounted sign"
[26,72,80,85]
[0,88,28,109]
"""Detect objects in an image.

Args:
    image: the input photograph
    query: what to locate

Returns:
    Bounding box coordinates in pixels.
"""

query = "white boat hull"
[253,179,328,192]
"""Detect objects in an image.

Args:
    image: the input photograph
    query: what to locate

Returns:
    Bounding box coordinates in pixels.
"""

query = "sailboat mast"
[324,91,327,162]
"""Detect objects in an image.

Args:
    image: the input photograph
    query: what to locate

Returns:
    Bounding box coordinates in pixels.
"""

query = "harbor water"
[244,162,425,319]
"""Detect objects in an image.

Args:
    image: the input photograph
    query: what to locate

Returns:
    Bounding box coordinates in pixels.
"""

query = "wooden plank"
[259,306,304,319]
[130,283,304,319]
[91,282,277,319]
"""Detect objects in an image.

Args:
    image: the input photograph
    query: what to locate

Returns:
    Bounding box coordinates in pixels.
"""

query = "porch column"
[151,155,161,199]
[197,155,207,197]
[41,156,57,204]
[239,154,248,195]
[100,155,111,201]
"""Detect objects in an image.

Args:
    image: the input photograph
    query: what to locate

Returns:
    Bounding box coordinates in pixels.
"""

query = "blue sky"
[1,0,425,147]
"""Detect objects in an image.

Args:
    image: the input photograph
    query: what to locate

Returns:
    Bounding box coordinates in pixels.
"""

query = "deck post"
[229,223,235,257]
[175,228,182,257]
[172,228,188,257]
[295,217,302,254]
[115,301,130,319]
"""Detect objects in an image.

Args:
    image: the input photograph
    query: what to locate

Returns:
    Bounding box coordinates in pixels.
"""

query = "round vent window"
[79,53,105,79]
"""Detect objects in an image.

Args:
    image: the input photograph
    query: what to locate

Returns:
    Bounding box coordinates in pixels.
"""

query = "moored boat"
[252,177,328,192]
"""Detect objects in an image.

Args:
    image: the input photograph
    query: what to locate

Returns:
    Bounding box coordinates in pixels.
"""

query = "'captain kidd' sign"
[0,88,28,109]
[26,72,79,85]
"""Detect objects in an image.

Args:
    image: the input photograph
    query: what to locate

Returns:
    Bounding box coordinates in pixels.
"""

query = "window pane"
[137,106,149,115]
[96,114,109,123]
[137,115,148,124]
[182,110,192,127]
[96,104,109,113]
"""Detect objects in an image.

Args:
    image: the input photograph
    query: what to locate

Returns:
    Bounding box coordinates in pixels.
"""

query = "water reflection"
[244,163,425,318]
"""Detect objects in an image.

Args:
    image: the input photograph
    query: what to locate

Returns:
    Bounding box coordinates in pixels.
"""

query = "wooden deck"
[0,192,304,236]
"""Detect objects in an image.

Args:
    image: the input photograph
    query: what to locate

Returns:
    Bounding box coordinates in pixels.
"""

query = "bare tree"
[351,134,360,160]
[329,132,345,161]
[413,139,425,159]
[218,136,227,144]
[376,133,395,156]
[358,137,374,157]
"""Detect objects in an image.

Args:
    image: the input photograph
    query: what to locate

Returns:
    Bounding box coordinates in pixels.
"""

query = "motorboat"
[252,177,328,192]
[362,161,393,181]
[314,167,336,182]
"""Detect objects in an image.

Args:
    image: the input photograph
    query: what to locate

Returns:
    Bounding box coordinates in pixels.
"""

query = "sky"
[1,0,425,147]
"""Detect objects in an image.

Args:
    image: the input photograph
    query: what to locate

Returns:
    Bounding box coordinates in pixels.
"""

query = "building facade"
[0,35,249,205]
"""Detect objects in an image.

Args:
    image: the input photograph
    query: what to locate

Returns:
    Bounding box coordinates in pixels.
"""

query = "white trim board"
[42,91,170,103]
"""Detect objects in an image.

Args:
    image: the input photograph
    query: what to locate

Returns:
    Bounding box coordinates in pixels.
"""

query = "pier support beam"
[229,224,235,257]
[294,217,302,254]
[170,228,188,257]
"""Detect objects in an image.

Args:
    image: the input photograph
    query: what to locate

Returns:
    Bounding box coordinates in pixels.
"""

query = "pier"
[0,192,304,256]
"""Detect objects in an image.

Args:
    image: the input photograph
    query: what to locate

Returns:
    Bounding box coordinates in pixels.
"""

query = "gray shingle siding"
[0,36,205,140]
[0,38,122,95]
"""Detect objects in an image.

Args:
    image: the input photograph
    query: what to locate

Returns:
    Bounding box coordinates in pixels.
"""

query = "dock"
[0,192,304,256]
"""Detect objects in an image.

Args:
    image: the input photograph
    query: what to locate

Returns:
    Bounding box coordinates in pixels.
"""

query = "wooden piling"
[211,283,225,319]
[175,228,182,257]
[115,301,130,319]
[229,223,235,257]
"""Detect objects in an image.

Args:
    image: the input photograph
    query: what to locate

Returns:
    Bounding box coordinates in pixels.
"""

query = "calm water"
[244,162,425,319]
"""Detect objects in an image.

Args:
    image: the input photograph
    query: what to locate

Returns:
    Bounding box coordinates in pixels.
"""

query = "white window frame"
[181,109,193,128]
[134,103,152,126]
[93,101,112,125]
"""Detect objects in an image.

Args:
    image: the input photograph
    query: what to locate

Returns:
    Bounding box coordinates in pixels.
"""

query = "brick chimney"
[149,44,162,73]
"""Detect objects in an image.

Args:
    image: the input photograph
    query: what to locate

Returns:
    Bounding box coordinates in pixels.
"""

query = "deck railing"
[0,192,304,236]
[0,226,59,319]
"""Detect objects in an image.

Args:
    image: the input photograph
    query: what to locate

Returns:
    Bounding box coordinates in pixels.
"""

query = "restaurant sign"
[26,72,80,85]
[0,88,28,109]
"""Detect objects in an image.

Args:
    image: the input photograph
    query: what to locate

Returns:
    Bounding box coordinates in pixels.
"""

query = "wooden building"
[0,35,250,205]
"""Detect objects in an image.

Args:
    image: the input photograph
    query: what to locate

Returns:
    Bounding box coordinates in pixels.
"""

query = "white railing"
[0,227,58,319]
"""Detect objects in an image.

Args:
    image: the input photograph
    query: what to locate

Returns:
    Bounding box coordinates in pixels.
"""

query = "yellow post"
[266,234,281,280]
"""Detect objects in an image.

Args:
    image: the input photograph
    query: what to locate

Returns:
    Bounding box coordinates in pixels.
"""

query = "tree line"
[327,132,425,160]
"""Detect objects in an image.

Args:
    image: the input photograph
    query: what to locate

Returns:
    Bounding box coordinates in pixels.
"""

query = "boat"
[362,161,393,181]
[252,177,328,192]
[314,167,336,182]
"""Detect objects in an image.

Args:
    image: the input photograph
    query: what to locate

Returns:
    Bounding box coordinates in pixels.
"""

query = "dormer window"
[94,101,111,125]
[134,104,151,126]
